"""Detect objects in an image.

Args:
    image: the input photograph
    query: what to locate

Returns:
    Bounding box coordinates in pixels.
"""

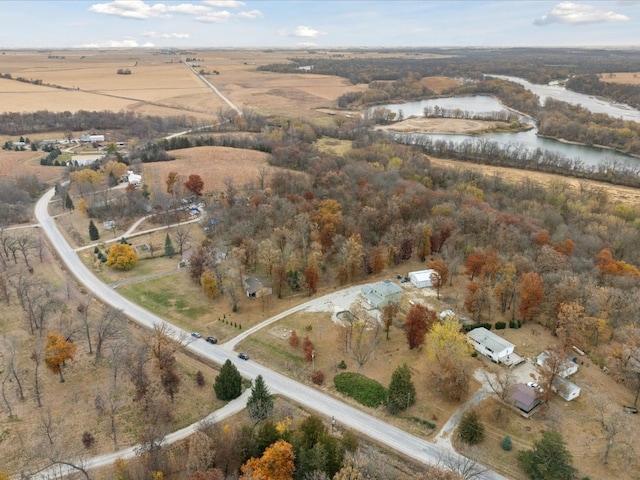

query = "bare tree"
[1,371,15,418]
[78,297,94,354]
[15,233,34,270]
[31,348,43,407]
[438,450,488,480]
[38,407,58,445]
[348,302,381,367]
[172,224,192,257]
[94,307,125,364]
[483,368,515,419]
[2,336,25,400]
[592,396,636,465]
[537,349,568,403]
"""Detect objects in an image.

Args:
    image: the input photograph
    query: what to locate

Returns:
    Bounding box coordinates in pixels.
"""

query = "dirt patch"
[421,76,461,94]
[599,72,640,85]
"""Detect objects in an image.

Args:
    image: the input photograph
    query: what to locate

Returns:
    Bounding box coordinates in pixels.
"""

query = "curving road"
[34,188,507,480]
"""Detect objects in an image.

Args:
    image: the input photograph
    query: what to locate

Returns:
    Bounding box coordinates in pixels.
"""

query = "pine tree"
[518,429,576,480]
[459,409,485,445]
[247,375,274,424]
[386,363,416,414]
[88,220,100,241]
[164,233,175,258]
[65,193,74,210]
[213,359,242,400]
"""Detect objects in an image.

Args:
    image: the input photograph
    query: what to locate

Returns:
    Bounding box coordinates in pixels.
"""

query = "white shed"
[552,377,581,401]
[467,327,515,363]
[536,351,578,378]
[127,170,142,187]
[408,269,437,288]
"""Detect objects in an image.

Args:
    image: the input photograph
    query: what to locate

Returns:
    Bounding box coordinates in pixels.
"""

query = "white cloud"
[534,2,630,25]
[201,0,245,6]
[195,10,232,22]
[76,38,155,48]
[291,25,326,38]
[141,31,190,38]
[237,9,263,19]
[89,1,209,20]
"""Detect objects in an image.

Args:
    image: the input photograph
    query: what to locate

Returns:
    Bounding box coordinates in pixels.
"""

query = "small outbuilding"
[244,276,271,298]
[127,170,142,186]
[361,280,402,309]
[467,327,515,363]
[408,269,437,288]
[510,383,541,414]
[536,351,579,378]
[552,377,581,401]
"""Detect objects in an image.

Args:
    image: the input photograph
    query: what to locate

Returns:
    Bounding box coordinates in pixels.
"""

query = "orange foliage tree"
[184,174,204,197]
[405,304,436,349]
[240,439,295,480]
[106,243,138,270]
[427,259,449,299]
[596,247,640,276]
[518,272,544,322]
[44,332,77,383]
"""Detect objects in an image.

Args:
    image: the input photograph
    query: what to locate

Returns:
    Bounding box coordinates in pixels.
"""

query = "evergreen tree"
[518,429,576,480]
[213,359,242,400]
[65,193,74,210]
[247,375,275,424]
[88,220,100,241]
[386,363,416,414]
[459,409,485,445]
[164,233,175,258]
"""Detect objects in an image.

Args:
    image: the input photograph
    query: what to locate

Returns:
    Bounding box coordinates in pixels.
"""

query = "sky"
[0,0,639,49]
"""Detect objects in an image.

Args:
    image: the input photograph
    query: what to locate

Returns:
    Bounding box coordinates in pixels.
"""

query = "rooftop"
[468,327,514,353]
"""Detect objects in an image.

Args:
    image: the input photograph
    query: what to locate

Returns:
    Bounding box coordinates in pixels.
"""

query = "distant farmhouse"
[80,133,105,143]
[127,170,142,187]
[361,280,402,309]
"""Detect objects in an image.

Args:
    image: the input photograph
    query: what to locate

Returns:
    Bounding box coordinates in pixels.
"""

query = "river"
[373,80,640,168]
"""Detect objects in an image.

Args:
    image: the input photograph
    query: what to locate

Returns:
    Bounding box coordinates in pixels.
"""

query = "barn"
[408,269,437,288]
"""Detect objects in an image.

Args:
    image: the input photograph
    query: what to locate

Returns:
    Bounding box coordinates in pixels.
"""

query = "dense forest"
[259,47,640,84]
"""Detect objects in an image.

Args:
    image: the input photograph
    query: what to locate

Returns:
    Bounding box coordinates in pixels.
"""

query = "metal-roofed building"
[360,280,402,309]
[467,327,515,363]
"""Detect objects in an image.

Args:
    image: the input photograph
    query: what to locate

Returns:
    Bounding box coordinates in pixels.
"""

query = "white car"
[527,381,544,392]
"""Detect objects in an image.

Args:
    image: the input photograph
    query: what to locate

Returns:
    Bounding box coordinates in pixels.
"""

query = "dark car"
[205,336,218,344]
[238,353,250,360]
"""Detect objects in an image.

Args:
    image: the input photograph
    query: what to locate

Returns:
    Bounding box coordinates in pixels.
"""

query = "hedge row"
[334,372,387,408]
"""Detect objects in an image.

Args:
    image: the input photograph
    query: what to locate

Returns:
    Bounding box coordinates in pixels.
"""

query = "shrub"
[501,435,513,451]
[334,372,386,408]
[495,321,506,329]
[459,410,484,445]
[93,246,100,254]
[471,351,478,357]
[289,330,300,348]
[82,431,95,449]
[311,370,325,385]
[411,417,436,429]
[337,360,347,369]
[509,320,521,329]
[195,370,205,387]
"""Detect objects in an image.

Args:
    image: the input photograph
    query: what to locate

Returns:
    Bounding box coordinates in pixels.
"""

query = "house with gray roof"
[360,280,402,309]
[467,327,515,363]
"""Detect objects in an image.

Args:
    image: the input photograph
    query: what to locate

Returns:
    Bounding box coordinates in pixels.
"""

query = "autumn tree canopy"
[106,243,138,270]
[184,174,205,197]
[44,332,77,383]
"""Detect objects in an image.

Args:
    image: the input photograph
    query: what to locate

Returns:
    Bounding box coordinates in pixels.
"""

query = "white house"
[80,133,105,143]
[467,327,515,363]
[536,351,579,378]
[408,269,437,288]
[127,170,142,186]
[361,280,402,309]
[551,376,581,401]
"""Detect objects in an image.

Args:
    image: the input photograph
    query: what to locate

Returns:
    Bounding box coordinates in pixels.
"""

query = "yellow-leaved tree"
[240,439,295,480]
[425,317,473,402]
[106,243,138,270]
[44,332,77,383]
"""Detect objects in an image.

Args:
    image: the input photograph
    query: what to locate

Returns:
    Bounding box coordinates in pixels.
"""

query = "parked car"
[238,353,250,360]
[191,332,202,339]
[527,381,544,392]
[205,336,218,344]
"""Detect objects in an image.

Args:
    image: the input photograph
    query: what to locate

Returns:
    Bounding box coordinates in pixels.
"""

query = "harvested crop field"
[599,72,640,85]
[142,146,273,193]
[0,149,63,184]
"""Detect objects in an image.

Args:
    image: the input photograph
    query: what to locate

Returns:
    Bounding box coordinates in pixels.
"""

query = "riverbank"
[537,134,640,160]
[374,116,533,135]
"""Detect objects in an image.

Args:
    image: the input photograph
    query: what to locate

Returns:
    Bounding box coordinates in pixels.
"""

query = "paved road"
[34,188,508,480]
